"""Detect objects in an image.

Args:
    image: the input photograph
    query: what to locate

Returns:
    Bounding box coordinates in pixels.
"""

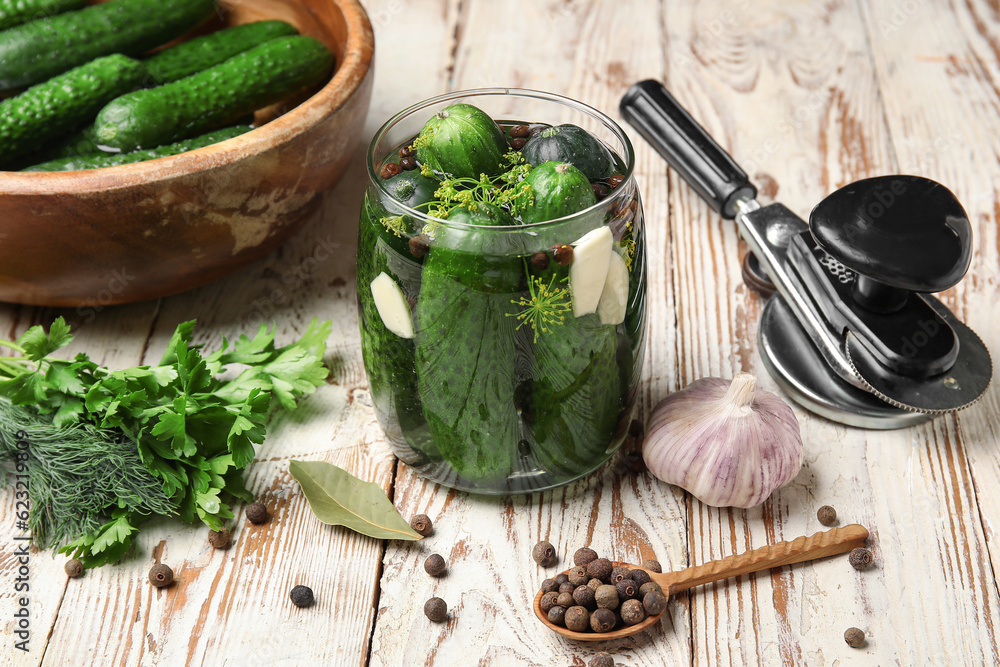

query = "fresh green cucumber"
[21,125,252,171]
[0,0,87,31]
[518,160,596,223]
[144,20,299,84]
[414,103,507,179]
[93,35,334,151]
[521,124,615,181]
[526,263,621,476]
[415,202,524,483]
[0,0,216,90]
[0,54,147,165]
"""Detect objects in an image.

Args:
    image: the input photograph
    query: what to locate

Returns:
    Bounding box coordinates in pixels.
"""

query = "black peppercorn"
[844,627,866,648]
[424,553,446,577]
[529,250,550,270]
[399,156,418,171]
[552,244,574,266]
[510,137,528,150]
[554,573,569,586]
[148,563,174,588]
[641,559,662,573]
[573,584,596,610]
[587,578,603,591]
[548,605,567,626]
[559,581,576,594]
[817,505,837,526]
[64,559,84,578]
[849,547,874,570]
[424,597,448,622]
[574,547,598,567]
[622,451,646,473]
[380,162,402,179]
[590,608,616,633]
[245,501,269,524]
[564,605,590,632]
[290,585,314,608]
[639,581,662,598]
[568,565,589,587]
[589,653,614,667]
[610,566,631,583]
[540,578,558,594]
[556,591,575,608]
[509,124,531,138]
[586,558,612,582]
[642,590,667,616]
[615,578,638,600]
[620,598,645,625]
[408,235,431,259]
[208,528,232,549]
[608,174,626,189]
[594,584,619,610]
[540,591,560,613]
[532,540,557,567]
[630,569,652,587]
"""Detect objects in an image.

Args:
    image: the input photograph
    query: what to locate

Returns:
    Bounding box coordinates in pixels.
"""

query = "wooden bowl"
[0,0,374,306]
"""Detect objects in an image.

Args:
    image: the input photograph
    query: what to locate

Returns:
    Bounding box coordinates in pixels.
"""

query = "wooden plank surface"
[2,0,1000,665]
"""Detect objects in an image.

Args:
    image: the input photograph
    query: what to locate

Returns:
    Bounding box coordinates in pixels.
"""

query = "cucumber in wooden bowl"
[92,35,334,152]
[0,0,216,90]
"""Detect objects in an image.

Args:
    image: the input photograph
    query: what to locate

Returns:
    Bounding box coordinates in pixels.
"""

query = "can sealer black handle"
[619,79,756,219]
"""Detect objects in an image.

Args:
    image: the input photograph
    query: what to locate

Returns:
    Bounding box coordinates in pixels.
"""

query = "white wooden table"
[4,1,1000,665]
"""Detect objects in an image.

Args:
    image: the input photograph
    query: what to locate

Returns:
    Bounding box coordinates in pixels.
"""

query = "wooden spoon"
[533,523,869,641]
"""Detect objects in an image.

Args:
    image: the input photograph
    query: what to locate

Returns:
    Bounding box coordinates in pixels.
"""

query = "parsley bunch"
[0,317,331,567]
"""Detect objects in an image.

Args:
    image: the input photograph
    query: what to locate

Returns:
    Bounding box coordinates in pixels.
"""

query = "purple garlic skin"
[642,373,803,508]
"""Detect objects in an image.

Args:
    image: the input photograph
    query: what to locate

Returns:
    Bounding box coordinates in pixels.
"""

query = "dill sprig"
[508,272,573,342]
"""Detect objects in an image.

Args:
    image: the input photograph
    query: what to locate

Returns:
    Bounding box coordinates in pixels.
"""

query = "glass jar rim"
[366,87,637,231]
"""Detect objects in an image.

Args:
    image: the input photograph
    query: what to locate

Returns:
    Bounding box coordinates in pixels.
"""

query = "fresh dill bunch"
[0,399,174,559]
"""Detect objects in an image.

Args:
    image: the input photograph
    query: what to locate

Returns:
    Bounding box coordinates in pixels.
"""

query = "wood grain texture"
[2,1,1000,665]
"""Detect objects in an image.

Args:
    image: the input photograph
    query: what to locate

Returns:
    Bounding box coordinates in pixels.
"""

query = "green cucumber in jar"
[521,124,615,181]
[0,0,87,31]
[144,20,299,84]
[413,103,508,179]
[0,54,147,165]
[0,0,215,90]
[415,202,524,483]
[93,35,334,151]
[518,160,596,223]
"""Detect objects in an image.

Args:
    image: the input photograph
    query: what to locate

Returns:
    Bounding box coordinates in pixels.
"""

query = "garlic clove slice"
[569,225,613,317]
[642,373,803,509]
[597,250,629,326]
[371,271,414,339]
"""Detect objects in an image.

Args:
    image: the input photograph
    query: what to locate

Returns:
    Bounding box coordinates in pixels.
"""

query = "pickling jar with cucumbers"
[357,89,647,493]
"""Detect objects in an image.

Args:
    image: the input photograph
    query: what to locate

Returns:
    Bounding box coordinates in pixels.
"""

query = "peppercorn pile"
[536,547,667,634]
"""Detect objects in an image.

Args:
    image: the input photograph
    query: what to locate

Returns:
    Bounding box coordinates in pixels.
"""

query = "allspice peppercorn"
[573,584,596,610]
[844,627,866,648]
[641,559,662,573]
[245,501,269,524]
[610,565,631,583]
[620,598,646,625]
[587,578,603,591]
[530,251,550,271]
[556,592,575,608]
[639,581,662,597]
[630,569,652,587]
[564,605,590,632]
[554,573,569,586]
[532,540,557,567]
[64,559,84,578]
[817,505,838,526]
[558,582,576,594]
[568,565,589,587]
[424,553,446,577]
[548,605,567,626]
[424,597,448,622]
[552,244,574,266]
[290,585,314,608]
[208,528,232,549]
[148,563,174,588]
[590,608,616,633]
[409,514,433,536]
[589,653,615,667]
[586,558,613,581]
[574,547,598,567]
[594,584,619,610]
[643,590,667,616]
[849,547,874,570]
[540,591,560,614]
[540,578,558,594]
[615,579,638,601]
[408,236,431,260]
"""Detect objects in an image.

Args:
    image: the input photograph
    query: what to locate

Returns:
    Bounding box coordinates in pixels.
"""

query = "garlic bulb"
[642,372,803,508]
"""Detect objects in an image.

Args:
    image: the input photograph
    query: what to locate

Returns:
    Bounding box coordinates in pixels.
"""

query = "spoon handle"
[659,524,870,595]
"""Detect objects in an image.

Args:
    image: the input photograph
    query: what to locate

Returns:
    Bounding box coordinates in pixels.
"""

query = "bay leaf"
[288,460,422,541]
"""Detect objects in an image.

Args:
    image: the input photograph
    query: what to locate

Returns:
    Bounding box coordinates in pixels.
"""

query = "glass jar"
[356,88,646,494]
